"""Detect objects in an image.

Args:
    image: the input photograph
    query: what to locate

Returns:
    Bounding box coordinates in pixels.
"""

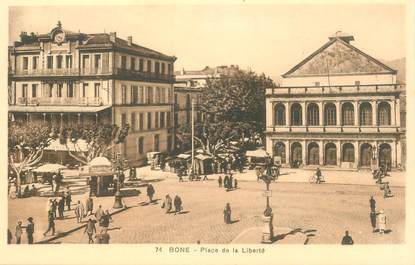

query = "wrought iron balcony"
[16,97,103,106]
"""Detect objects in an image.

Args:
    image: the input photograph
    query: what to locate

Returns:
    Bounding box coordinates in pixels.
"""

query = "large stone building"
[8,22,176,166]
[265,32,405,169]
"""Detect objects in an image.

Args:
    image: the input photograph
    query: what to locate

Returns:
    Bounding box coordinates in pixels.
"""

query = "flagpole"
[191,98,195,175]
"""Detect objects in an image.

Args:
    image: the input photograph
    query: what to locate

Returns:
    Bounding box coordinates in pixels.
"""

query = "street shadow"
[107,227,121,231]
[177,211,190,215]
[384,229,393,234]
[230,219,240,224]
[272,228,303,242]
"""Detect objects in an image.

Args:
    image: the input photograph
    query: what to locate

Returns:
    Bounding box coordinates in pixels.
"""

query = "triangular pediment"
[283,39,396,77]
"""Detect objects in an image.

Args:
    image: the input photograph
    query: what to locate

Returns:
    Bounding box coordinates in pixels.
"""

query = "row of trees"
[8,121,129,195]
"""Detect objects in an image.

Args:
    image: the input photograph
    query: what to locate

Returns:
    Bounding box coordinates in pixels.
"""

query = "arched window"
[308,142,319,165]
[378,102,391,126]
[307,103,319,126]
[324,103,337,126]
[360,143,372,166]
[378,143,391,170]
[274,104,286,125]
[342,102,354,126]
[342,143,355,162]
[291,142,302,165]
[274,142,286,164]
[291,103,302,126]
[324,143,337,165]
[359,102,372,126]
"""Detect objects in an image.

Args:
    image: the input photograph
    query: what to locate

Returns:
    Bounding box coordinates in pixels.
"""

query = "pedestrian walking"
[223,203,231,224]
[99,210,112,233]
[377,210,387,234]
[315,167,322,184]
[58,196,65,219]
[370,211,377,233]
[234,178,238,189]
[369,196,376,212]
[95,205,104,221]
[203,174,208,181]
[65,188,72,210]
[15,221,23,244]
[74,200,85,223]
[224,175,229,190]
[84,219,96,244]
[218,176,222,187]
[51,199,58,219]
[147,183,155,203]
[174,195,182,214]
[43,210,55,237]
[26,217,35,244]
[229,175,233,190]
[85,196,94,216]
[341,231,354,245]
[162,194,173,213]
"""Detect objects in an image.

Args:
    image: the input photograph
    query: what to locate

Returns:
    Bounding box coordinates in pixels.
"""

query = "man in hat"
[65,187,72,210]
[147,184,155,203]
[85,196,94,216]
[43,210,55,237]
[15,221,23,244]
[74,200,85,223]
[84,218,96,244]
[26,217,35,244]
[341,231,354,245]
[218,176,223,188]
[369,196,376,212]
[174,195,183,214]
[370,210,377,233]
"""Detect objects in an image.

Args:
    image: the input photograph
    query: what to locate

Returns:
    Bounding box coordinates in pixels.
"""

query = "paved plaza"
[8,167,405,244]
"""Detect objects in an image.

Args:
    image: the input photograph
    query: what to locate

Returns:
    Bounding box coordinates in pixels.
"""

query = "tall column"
[319,140,324,165]
[354,101,359,126]
[77,113,81,124]
[391,99,396,126]
[318,102,324,126]
[43,113,46,123]
[302,140,307,165]
[391,141,397,168]
[354,141,359,168]
[286,102,291,126]
[395,97,400,127]
[284,140,290,165]
[336,101,341,126]
[396,140,402,167]
[301,102,307,126]
[336,141,341,166]
[371,100,378,126]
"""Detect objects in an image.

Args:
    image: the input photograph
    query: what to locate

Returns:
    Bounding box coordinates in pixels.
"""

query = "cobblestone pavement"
[9,168,405,244]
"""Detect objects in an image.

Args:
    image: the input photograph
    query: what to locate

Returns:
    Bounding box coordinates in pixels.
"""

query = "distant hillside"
[381,58,406,83]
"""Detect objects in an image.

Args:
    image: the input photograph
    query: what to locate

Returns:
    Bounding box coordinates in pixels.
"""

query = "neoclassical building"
[8,22,176,166]
[265,32,404,169]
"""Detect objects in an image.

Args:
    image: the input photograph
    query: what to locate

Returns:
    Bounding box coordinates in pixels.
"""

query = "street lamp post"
[261,162,274,243]
[191,98,195,179]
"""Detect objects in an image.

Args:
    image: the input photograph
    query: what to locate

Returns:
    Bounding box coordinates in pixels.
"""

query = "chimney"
[110,32,117,42]
[127,36,132,46]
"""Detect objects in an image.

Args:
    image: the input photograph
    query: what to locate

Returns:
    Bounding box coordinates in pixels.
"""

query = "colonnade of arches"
[273,141,392,168]
[273,101,392,127]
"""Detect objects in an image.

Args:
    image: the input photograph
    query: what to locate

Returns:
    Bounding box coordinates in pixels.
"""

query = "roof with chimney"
[282,31,396,78]
[12,22,176,61]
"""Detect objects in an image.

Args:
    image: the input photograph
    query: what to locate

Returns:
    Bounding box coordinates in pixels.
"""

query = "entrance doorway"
[324,143,337,165]
[378,143,392,170]
[308,142,319,165]
[360,143,372,167]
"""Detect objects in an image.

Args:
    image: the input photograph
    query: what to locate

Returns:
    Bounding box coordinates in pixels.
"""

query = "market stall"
[195,154,214,175]
[246,149,270,169]
[79,157,116,197]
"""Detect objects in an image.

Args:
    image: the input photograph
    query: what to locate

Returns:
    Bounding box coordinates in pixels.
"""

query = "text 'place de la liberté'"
[7,15,405,246]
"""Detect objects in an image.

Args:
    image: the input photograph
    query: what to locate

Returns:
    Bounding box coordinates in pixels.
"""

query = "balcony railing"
[16,97,103,106]
[266,84,403,96]
[14,68,81,76]
[114,68,175,82]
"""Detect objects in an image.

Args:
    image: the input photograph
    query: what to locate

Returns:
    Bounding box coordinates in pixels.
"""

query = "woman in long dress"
[377,210,387,234]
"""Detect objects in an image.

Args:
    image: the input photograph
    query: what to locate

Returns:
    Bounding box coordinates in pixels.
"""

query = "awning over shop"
[8,105,111,113]
[33,163,66,173]
[246,149,270,158]
[89,157,112,167]
[177,154,191,159]
[44,139,88,152]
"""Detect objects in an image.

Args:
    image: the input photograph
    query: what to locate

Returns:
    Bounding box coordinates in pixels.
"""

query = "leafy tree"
[58,123,130,165]
[186,70,275,156]
[8,121,53,195]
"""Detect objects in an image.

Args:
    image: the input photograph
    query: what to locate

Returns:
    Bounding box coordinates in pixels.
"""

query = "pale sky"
[9,4,405,80]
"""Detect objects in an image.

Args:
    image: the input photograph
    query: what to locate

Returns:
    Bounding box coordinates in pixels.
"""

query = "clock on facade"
[54,32,65,44]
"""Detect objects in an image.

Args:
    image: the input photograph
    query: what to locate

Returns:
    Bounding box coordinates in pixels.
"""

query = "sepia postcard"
[1,1,414,265]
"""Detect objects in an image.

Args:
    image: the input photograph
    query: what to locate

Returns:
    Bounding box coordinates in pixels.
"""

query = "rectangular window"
[139,59,144,72]
[66,55,72,68]
[161,88,165,104]
[156,87,161,103]
[132,86,138,104]
[147,60,152,73]
[139,113,144,130]
[138,137,144,155]
[154,134,160,152]
[139,86,144,103]
[94,54,101,68]
[22,57,29,70]
[155,112,159,128]
[168,64,172,75]
[174,93,178,104]
[82,55,90,69]
[155,62,160,74]
[161,63,166,74]
[94,83,100,97]
[121,56,126,69]
[22,84,28,98]
[131,112,136,132]
[48,84,53,97]
[147,87,153,104]
[121,85,127,104]
[47,56,53,69]
[130,57,136,70]
[32,57,38,70]
[82,83,88,98]
[160,112,165,128]
[67,83,74,98]
[57,84,63,98]
[121,113,127,127]
[31,84,37,98]
[147,112,152,129]
[56,55,63,69]
[166,112,171,127]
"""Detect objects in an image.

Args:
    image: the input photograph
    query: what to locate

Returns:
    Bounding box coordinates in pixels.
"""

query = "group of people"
[161,194,183,214]
[373,164,392,198]
[218,174,238,191]
[8,217,35,244]
[212,154,245,174]
[83,205,112,244]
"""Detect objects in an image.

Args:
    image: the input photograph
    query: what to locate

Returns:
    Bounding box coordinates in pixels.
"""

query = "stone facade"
[8,22,176,166]
[265,32,405,169]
